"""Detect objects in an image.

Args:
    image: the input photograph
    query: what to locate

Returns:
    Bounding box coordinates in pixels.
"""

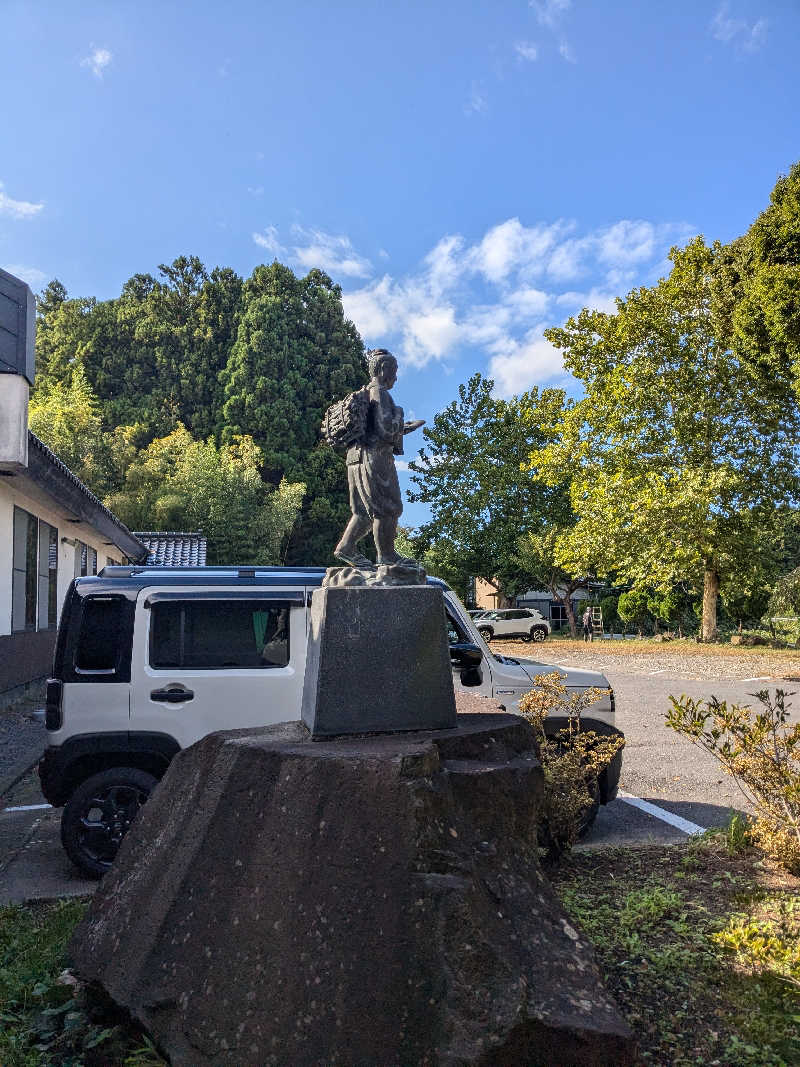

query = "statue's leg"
[335,515,373,566]
[374,516,399,565]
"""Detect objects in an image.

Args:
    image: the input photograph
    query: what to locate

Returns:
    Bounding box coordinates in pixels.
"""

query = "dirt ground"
[491,635,800,681]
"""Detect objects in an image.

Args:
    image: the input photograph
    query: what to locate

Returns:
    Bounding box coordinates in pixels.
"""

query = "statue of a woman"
[334,349,424,568]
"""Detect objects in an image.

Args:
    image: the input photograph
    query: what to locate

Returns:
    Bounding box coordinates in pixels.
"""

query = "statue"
[325,349,424,571]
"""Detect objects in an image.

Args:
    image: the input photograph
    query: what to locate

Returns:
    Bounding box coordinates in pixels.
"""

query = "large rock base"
[70,707,635,1065]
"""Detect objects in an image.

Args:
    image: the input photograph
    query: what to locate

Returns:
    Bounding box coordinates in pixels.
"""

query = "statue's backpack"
[321,389,369,451]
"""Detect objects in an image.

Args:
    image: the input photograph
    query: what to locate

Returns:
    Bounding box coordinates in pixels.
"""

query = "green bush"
[519,671,623,862]
[666,689,800,874]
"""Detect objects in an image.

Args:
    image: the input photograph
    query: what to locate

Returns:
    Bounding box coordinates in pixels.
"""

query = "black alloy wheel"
[61,767,157,879]
[531,626,548,642]
[478,626,494,641]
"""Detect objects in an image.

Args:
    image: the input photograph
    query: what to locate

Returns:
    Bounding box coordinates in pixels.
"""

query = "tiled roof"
[133,531,208,567]
[26,433,148,562]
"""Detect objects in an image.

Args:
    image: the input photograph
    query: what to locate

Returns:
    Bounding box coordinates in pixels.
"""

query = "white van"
[40,566,623,876]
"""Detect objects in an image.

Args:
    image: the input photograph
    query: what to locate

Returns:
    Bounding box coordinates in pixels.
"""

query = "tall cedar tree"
[408,373,564,604]
[534,238,800,641]
[220,263,366,564]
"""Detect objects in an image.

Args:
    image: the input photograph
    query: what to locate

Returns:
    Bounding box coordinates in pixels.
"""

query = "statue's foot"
[377,554,420,568]
[334,548,377,569]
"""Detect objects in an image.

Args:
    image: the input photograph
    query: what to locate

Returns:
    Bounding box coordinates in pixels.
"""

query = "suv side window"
[150,599,290,670]
[75,596,128,674]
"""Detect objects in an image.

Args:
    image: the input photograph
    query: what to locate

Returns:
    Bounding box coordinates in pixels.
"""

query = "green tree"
[28,365,108,489]
[724,161,800,398]
[408,373,564,605]
[105,425,305,564]
[221,263,366,563]
[617,588,651,636]
[534,238,800,641]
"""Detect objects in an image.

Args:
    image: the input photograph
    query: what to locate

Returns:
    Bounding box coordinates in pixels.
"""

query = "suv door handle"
[150,687,194,703]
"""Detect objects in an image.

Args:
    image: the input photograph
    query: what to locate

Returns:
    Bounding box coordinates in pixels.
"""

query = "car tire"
[478,626,494,641]
[530,625,548,642]
[61,767,157,879]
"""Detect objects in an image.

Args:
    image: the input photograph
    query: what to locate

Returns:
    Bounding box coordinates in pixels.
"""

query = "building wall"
[0,479,125,692]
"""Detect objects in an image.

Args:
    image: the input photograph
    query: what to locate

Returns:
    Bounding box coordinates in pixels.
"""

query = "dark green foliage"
[32,258,365,566]
[408,373,561,601]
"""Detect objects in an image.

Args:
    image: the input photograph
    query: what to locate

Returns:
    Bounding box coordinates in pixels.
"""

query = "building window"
[12,508,59,632]
[38,521,58,630]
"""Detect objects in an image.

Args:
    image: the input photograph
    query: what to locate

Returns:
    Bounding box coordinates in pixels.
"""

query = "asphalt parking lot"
[2,642,798,903]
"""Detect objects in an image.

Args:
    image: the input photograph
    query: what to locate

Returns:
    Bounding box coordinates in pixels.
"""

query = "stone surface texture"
[322,561,427,587]
[70,704,635,1066]
[301,585,457,738]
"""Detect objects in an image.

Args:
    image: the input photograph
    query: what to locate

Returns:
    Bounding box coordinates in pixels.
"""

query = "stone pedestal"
[301,584,457,738]
[70,706,635,1066]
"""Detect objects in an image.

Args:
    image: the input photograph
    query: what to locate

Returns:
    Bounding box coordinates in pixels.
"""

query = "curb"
[0,742,44,799]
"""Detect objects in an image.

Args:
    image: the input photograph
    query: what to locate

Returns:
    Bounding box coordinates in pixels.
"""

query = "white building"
[0,430,146,702]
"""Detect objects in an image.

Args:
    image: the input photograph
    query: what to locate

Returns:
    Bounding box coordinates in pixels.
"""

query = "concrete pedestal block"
[70,706,635,1066]
[301,584,457,737]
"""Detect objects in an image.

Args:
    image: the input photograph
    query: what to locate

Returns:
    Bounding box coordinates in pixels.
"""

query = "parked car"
[40,566,621,877]
[476,608,551,643]
[468,609,488,620]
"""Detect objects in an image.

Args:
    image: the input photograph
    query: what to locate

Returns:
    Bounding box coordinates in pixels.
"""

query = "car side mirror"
[459,665,483,687]
[449,642,483,669]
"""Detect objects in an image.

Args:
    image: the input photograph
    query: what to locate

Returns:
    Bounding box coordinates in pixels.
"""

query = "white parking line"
[740,676,771,682]
[618,792,706,836]
[648,669,667,675]
[1,803,52,814]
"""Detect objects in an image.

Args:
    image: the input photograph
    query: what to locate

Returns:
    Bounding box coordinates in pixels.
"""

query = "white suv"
[476,608,551,643]
[40,566,618,876]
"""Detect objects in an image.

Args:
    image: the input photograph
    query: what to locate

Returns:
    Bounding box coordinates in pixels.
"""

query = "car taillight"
[45,679,63,730]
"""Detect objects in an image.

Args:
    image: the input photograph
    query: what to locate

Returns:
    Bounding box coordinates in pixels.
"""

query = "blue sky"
[3,0,799,522]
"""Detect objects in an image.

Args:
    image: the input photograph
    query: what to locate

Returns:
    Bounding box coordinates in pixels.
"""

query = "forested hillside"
[30,257,367,565]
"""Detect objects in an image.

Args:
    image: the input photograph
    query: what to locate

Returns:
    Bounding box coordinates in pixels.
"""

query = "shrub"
[666,689,800,874]
[519,672,624,862]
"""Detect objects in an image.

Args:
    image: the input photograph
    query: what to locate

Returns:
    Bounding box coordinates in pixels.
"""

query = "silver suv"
[476,608,551,643]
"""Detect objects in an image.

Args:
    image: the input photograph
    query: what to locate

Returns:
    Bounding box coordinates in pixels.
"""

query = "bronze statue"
[330,349,424,569]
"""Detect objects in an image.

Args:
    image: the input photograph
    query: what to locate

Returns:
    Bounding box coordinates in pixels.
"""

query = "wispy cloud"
[0,182,44,220]
[1,264,47,287]
[558,41,577,63]
[81,46,113,79]
[530,0,571,30]
[247,185,264,197]
[252,226,284,257]
[290,226,372,278]
[464,81,488,116]
[514,41,539,62]
[341,215,692,395]
[711,4,768,52]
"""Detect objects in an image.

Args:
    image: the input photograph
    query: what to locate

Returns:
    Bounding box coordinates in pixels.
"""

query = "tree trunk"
[701,566,720,642]
[550,580,578,638]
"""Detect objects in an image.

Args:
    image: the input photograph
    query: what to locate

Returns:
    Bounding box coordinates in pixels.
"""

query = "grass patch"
[0,899,165,1066]
[552,836,800,1065]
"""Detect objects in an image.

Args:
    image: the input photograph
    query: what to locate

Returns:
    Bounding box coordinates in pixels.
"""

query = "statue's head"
[367,348,398,387]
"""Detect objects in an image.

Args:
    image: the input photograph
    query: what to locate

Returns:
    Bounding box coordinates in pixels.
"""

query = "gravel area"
[0,688,46,788]
[492,637,800,681]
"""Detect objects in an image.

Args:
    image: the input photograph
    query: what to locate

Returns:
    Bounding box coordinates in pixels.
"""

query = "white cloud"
[81,46,113,79]
[247,185,264,196]
[1,264,47,287]
[290,226,373,278]
[464,81,488,116]
[515,41,539,62]
[489,332,566,396]
[0,182,44,220]
[530,0,571,29]
[711,4,768,52]
[324,214,691,391]
[558,40,577,63]
[252,226,284,258]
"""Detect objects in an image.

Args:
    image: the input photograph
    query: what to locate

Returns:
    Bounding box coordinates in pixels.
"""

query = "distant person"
[582,607,593,643]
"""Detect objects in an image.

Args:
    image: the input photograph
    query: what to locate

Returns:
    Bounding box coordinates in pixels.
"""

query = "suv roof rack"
[101,565,328,578]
